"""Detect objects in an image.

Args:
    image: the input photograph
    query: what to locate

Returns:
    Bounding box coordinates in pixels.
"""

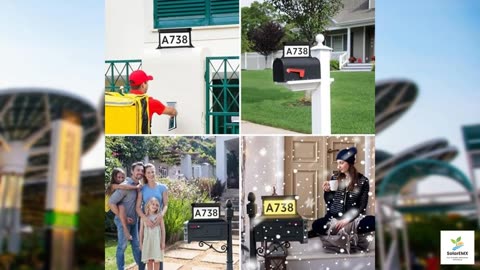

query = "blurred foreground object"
[0,88,101,269]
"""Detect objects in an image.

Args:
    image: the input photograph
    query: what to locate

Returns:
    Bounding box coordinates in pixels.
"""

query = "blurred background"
[376,0,480,269]
[0,1,104,269]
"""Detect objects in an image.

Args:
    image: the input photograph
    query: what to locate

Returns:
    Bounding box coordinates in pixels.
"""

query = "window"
[332,35,344,51]
[159,167,168,178]
[154,0,239,29]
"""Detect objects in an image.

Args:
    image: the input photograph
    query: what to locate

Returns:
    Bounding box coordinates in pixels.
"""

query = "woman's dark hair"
[106,168,126,196]
[337,164,359,191]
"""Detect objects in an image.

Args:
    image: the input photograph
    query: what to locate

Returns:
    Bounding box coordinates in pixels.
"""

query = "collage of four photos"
[104,0,374,269]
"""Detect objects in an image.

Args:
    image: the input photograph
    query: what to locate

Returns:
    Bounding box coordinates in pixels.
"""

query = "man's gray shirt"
[109,178,138,220]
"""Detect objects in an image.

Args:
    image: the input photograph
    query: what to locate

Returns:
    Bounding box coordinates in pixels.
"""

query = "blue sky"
[376,0,480,193]
[0,0,105,169]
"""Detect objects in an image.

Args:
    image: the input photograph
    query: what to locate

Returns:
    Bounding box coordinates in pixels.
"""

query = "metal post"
[401,217,411,270]
[376,202,386,270]
[226,199,233,270]
[247,192,257,259]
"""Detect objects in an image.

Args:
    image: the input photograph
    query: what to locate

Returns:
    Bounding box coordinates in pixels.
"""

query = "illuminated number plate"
[157,28,193,49]
[283,44,311,58]
[191,203,221,220]
[262,196,297,216]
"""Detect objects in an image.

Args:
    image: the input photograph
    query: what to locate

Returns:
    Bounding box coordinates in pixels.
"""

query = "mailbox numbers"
[263,199,297,216]
[192,206,220,220]
[158,31,192,48]
[283,45,310,57]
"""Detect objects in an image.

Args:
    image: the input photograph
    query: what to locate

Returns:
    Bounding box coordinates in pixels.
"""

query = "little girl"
[105,168,141,240]
[140,197,165,270]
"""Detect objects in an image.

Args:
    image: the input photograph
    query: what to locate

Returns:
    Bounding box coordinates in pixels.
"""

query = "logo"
[441,231,474,265]
[450,236,464,251]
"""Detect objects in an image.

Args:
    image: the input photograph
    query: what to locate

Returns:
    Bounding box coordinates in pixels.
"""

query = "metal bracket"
[198,241,228,253]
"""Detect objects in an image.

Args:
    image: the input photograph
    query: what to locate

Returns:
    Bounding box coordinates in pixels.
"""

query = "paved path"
[241,121,305,135]
[127,236,240,270]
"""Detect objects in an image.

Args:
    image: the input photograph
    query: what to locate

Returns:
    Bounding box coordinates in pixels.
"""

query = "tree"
[268,0,343,44]
[241,1,279,52]
[248,21,285,67]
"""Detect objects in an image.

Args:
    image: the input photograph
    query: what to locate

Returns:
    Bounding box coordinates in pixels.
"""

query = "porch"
[326,25,375,69]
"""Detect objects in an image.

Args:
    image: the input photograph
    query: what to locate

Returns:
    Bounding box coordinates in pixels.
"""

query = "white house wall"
[105,0,144,60]
[143,47,209,134]
[216,137,228,184]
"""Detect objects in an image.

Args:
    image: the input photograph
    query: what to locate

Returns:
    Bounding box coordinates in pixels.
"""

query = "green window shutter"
[154,0,207,28]
[154,0,238,29]
[210,0,239,25]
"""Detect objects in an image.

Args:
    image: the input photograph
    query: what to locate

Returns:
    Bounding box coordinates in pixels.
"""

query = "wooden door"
[284,137,327,220]
[285,137,370,220]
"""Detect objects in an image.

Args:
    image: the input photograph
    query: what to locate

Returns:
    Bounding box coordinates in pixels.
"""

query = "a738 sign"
[262,196,298,216]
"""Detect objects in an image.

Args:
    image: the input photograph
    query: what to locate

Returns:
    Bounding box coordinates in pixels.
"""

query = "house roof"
[329,0,375,27]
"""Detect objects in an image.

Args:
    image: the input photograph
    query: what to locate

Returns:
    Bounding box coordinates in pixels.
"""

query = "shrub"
[164,197,193,244]
[195,178,217,196]
[330,60,339,71]
[162,178,210,244]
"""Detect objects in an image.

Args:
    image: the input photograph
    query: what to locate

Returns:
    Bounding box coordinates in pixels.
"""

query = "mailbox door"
[254,218,307,243]
[273,58,321,83]
[187,221,228,242]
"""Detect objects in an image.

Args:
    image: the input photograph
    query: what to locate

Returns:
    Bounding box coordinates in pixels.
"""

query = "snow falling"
[243,136,376,269]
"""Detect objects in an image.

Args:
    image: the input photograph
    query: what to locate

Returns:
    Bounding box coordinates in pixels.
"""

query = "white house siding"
[106,0,240,134]
[105,0,145,60]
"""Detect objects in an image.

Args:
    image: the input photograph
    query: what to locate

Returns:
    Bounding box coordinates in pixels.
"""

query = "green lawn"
[241,70,375,134]
[105,237,134,270]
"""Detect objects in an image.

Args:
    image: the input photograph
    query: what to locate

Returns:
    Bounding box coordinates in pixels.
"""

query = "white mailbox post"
[275,34,334,135]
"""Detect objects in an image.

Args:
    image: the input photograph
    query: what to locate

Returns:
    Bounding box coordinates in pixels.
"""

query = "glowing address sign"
[262,196,298,216]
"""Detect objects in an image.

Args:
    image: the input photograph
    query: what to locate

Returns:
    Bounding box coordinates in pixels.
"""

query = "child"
[105,168,141,240]
[140,197,165,270]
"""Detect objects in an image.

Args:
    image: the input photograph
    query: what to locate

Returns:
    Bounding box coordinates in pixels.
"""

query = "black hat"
[336,147,357,165]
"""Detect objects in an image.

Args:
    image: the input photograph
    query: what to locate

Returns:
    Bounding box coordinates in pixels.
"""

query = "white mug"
[329,180,338,191]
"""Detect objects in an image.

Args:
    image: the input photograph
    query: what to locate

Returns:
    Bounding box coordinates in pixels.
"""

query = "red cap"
[129,70,154,86]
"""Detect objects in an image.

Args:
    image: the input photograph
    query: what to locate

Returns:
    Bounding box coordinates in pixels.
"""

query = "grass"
[105,237,134,270]
[241,70,375,134]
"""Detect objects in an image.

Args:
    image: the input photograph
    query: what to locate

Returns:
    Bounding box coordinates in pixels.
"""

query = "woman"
[136,163,168,245]
[310,147,375,239]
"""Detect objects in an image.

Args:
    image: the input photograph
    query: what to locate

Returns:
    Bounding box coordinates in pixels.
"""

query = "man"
[109,162,145,270]
[129,69,177,120]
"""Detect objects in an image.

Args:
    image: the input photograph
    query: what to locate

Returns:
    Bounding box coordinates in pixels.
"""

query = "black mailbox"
[253,195,308,244]
[184,220,228,243]
[273,57,320,83]
[184,202,228,243]
[254,217,308,244]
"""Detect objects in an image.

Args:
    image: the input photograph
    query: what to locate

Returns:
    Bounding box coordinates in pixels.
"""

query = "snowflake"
[304,197,315,208]
[366,235,374,242]
[259,147,267,156]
